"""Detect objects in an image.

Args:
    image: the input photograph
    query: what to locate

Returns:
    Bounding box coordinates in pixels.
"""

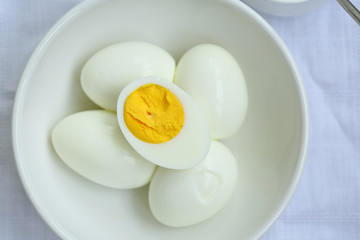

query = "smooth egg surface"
[117,77,210,170]
[174,44,248,139]
[81,41,175,111]
[149,140,238,227]
[51,110,156,189]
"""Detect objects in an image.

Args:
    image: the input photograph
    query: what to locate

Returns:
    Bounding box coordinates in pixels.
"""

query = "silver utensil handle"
[337,0,360,25]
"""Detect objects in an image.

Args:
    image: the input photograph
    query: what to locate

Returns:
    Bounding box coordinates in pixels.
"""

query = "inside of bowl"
[14,0,306,239]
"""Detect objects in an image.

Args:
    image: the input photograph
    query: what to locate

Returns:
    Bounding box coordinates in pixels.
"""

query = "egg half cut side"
[117,76,211,170]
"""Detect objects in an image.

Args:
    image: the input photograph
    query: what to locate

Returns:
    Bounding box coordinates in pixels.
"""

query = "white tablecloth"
[1,0,359,239]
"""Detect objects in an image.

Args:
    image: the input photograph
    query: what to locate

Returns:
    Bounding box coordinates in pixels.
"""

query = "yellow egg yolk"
[124,84,185,144]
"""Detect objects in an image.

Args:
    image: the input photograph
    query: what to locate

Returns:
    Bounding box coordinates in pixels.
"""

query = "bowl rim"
[241,0,329,17]
[12,0,309,239]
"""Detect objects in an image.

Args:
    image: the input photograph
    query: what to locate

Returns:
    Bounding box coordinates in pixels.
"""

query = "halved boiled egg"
[117,76,210,170]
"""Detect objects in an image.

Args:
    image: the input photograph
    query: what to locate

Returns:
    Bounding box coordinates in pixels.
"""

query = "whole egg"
[174,44,248,139]
[81,41,175,111]
[149,140,238,227]
[51,110,156,189]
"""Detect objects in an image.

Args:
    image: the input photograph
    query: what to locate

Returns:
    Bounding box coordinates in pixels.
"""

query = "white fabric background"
[1,0,359,239]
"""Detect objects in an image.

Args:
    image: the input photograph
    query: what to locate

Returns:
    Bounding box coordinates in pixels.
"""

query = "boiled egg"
[51,110,156,189]
[149,140,238,227]
[117,76,210,170]
[81,41,175,111]
[174,44,248,139]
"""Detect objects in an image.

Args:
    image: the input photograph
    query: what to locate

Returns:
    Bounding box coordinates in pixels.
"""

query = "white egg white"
[117,76,211,170]
[149,140,238,227]
[51,110,156,189]
[174,44,248,139]
[81,41,175,111]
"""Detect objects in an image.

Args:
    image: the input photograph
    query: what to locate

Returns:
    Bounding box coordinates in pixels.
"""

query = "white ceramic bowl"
[12,0,308,239]
[242,0,328,16]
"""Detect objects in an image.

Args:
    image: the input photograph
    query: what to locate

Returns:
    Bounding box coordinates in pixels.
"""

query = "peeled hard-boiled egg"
[174,44,248,139]
[81,41,175,111]
[149,140,238,227]
[117,76,210,170]
[51,110,156,189]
